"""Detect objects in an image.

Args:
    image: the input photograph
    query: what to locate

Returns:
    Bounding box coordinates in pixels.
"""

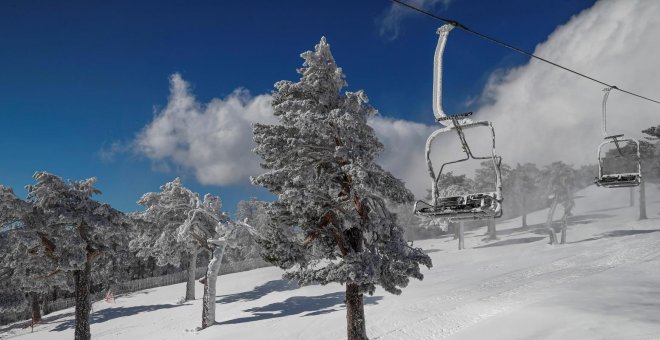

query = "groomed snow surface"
[3,185,660,340]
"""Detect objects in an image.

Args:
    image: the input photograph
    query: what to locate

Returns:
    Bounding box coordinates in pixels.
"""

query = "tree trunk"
[560,214,568,244]
[42,294,50,316]
[30,293,41,325]
[458,222,464,250]
[202,240,227,329]
[629,186,635,207]
[521,198,528,227]
[185,250,198,301]
[639,176,647,220]
[346,283,367,340]
[486,219,497,240]
[545,198,558,245]
[73,261,92,340]
[149,257,156,277]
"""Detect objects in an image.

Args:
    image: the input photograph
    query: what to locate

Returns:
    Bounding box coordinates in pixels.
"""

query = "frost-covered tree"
[0,184,82,325]
[252,37,431,340]
[177,193,263,329]
[440,184,472,250]
[176,192,227,329]
[227,198,269,262]
[1,190,54,324]
[542,162,576,244]
[25,172,129,340]
[509,163,541,228]
[132,178,201,301]
[603,138,655,220]
[432,172,474,249]
[388,202,444,242]
[474,161,511,239]
[642,125,660,177]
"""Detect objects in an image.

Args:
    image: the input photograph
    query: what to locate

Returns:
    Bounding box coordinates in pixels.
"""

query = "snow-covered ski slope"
[3,185,660,340]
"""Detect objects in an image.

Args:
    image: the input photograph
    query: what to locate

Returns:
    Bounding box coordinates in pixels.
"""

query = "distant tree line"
[397,123,660,247]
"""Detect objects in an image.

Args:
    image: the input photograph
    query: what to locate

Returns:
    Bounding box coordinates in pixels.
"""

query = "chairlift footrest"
[413,193,502,221]
[595,173,641,188]
[435,112,473,122]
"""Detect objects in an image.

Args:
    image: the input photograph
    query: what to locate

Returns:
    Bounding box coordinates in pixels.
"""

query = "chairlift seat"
[413,24,504,222]
[414,192,502,220]
[595,173,641,188]
[595,88,642,189]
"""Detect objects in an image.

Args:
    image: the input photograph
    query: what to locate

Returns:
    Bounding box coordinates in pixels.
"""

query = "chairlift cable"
[391,0,660,105]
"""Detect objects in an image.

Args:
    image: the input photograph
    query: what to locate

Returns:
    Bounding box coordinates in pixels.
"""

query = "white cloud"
[377,0,453,40]
[133,73,275,185]
[476,0,660,167]
[130,0,660,197]
[369,116,436,196]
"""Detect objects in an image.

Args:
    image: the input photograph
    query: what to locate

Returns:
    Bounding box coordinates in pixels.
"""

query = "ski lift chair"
[412,24,503,221]
[594,87,642,188]
[413,112,503,220]
[595,134,641,188]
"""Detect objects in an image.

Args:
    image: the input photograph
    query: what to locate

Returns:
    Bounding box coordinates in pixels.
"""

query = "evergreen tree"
[542,162,576,244]
[509,163,541,227]
[177,192,229,329]
[474,161,511,239]
[431,172,474,247]
[252,37,431,340]
[0,186,68,325]
[229,198,269,262]
[132,178,202,301]
[602,136,655,220]
[26,172,129,340]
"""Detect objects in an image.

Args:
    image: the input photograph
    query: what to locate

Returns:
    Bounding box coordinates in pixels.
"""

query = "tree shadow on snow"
[569,213,615,225]
[0,311,75,334]
[570,229,660,244]
[474,236,546,248]
[217,279,299,304]
[423,248,442,254]
[589,205,629,213]
[51,303,188,332]
[216,292,382,325]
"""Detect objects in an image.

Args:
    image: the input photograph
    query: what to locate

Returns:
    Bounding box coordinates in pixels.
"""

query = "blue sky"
[0,0,601,214]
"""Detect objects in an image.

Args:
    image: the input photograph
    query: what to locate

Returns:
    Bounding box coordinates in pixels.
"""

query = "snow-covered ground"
[3,185,660,340]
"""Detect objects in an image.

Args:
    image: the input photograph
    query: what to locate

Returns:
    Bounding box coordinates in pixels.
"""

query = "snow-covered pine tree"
[428,172,474,240]
[436,179,474,250]
[509,163,541,228]
[176,192,228,329]
[252,37,432,340]
[474,161,511,240]
[602,139,653,220]
[132,178,201,301]
[0,185,69,325]
[640,125,660,219]
[542,162,576,244]
[26,172,129,340]
[227,198,268,262]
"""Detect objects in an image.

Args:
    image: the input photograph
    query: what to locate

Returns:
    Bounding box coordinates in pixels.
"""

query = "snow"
[3,185,660,340]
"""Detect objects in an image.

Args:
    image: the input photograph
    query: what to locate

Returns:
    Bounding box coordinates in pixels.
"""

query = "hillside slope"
[3,185,660,340]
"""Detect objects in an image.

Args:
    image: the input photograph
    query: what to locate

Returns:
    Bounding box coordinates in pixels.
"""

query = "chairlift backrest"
[413,25,503,221]
[595,87,642,188]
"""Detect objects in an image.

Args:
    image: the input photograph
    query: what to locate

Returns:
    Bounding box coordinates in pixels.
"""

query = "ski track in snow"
[374,227,660,339]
